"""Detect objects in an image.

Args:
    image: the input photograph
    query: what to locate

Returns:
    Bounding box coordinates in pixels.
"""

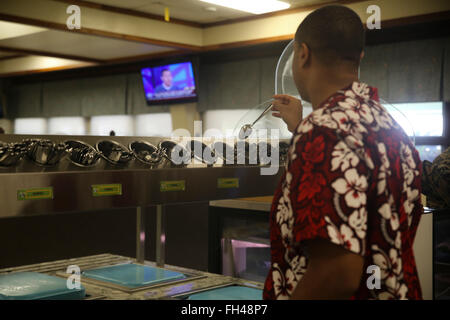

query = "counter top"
[210,196,273,212]
[211,195,431,214]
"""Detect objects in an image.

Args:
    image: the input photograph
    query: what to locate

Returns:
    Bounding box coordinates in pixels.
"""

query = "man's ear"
[299,42,310,67]
[360,51,365,61]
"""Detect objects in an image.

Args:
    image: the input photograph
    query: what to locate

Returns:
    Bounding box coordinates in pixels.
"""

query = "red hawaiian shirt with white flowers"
[264,81,423,300]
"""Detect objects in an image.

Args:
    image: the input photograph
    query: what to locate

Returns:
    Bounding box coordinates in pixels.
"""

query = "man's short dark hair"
[295,5,365,65]
[161,68,171,75]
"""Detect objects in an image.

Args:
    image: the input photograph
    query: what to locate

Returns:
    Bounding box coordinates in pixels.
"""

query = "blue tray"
[83,263,186,288]
[0,272,86,300]
[187,286,263,300]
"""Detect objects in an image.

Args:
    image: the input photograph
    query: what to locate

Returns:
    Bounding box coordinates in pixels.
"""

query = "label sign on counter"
[217,178,239,189]
[17,187,54,201]
[92,184,122,197]
[160,180,185,192]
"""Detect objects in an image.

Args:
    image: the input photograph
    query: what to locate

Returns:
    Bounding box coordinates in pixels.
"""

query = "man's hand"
[271,94,303,133]
[290,239,364,300]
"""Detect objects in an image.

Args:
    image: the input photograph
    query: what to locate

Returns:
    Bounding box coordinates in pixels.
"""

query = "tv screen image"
[141,61,197,104]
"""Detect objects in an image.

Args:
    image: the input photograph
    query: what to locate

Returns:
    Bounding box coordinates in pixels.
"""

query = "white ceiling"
[0,0,332,75]
[87,0,331,24]
[0,56,94,74]
[0,0,447,76]
[0,21,47,41]
[0,28,173,60]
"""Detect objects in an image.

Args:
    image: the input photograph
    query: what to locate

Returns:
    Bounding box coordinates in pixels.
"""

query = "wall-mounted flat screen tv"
[141,61,197,105]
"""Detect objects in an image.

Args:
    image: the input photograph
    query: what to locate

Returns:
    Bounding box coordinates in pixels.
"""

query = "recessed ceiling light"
[205,6,217,12]
[199,0,290,14]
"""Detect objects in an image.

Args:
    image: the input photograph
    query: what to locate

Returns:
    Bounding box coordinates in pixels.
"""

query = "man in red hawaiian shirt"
[266,5,423,299]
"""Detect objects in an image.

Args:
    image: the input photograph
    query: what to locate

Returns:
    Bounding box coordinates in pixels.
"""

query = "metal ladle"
[238,103,274,140]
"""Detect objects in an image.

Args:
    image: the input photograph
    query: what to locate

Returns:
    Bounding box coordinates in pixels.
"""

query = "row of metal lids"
[0,138,290,168]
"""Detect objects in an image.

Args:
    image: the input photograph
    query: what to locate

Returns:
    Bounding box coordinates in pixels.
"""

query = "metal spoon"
[239,103,274,140]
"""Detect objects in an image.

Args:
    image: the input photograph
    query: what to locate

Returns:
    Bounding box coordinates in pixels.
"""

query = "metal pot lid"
[129,141,160,165]
[257,141,273,165]
[158,140,189,165]
[212,141,234,162]
[65,140,100,167]
[0,142,24,167]
[96,140,132,165]
[158,140,177,154]
[186,140,216,164]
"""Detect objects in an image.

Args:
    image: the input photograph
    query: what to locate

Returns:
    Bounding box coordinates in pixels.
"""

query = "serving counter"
[0,134,286,299]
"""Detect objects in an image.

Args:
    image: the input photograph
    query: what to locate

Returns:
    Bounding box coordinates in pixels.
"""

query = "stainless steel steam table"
[0,134,285,268]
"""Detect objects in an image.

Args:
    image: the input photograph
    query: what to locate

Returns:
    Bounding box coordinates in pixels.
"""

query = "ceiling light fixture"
[199,0,290,14]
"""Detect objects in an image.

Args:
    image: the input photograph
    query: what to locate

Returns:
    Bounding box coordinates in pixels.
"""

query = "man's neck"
[308,68,359,110]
